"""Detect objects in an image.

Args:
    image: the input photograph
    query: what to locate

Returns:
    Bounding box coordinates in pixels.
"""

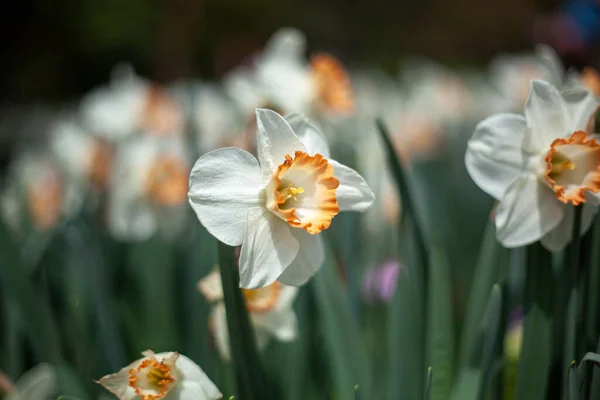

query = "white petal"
[239,208,299,289]
[541,197,598,251]
[210,303,231,361]
[172,355,222,399]
[329,160,375,212]
[96,361,140,400]
[284,113,330,157]
[166,381,222,400]
[562,86,599,132]
[251,309,298,342]
[188,148,263,246]
[495,174,565,247]
[256,109,306,181]
[262,28,306,63]
[275,286,299,310]
[465,114,529,200]
[524,80,570,152]
[197,269,223,302]
[8,364,57,400]
[277,230,324,286]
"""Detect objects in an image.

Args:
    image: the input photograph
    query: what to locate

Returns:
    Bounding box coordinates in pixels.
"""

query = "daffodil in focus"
[466,80,600,250]
[198,269,298,360]
[189,109,374,288]
[96,350,221,400]
[109,136,190,241]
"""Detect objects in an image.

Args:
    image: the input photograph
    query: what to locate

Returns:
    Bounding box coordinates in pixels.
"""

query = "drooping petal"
[172,355,222,400]
[524,80,570,152]
[329,160,375,212]
[251,309,298,342]
[277,230,324,286]
[561,86,599,132]
[239,207,300,289]
[188,148,264,246]
[256,109,306,181]
[495,174,565,247]
[284,113,330,157]
[465,114,530,200]
[540,199,597,251]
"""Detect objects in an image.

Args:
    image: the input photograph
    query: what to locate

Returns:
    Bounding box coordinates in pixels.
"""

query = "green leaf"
[424,367,433,400]
[313,250,371,399]
[427,238,454,400]
[217,241,273,400]
[458,221,509,368]
[568,361,581,400]
[515,243,553,400]
[478,285,503,400]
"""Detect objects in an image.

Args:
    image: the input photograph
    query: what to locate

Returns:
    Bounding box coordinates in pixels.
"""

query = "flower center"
[310,53,353,113]
[267,150,340,234]
[128,359,176,400]
[242,281,282,313]
[146,156,189,206]
[543,131,600,205]
[26,169,63,231]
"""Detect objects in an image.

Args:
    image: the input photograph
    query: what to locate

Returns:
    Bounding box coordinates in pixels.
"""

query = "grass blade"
[478,285,503,400]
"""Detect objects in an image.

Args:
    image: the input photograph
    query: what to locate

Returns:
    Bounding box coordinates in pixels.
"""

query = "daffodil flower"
[96,350,221,400]
[198,269,298,360]
[466,80,600,251]
[189,109,374,288]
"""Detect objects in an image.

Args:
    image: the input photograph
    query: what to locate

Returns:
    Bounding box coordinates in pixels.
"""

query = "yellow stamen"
[549,153,575,176]
[281,184,304,201]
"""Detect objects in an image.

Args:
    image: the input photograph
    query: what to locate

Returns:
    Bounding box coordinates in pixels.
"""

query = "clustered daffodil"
[466,80,600,250]
[189,109,374,288]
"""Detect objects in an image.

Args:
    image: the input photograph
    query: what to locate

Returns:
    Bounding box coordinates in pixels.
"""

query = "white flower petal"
[239,208,299,289]
[188,148,263,246]
[96,361,140,400]
[275,286,299,311]
[251,309,298,342]
[541,196,598,251]
[495,174,565,247]
[256,109,306,181]
[284,113,330,157]
[166,381,222,400]
[465,114,529,200]
[329,160,375,211]
[277,230,324,286]
[172,355,222,400]
[524,80,570,152]
[561,86,599,132]
[197,270,224,302]
[210,303,231,361]
[262,28,306,63]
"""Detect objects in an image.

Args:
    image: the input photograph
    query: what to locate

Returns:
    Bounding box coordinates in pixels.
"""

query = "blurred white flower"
[224,28,353,117]
[4,364,57,400]
[189,109,374,288]
[81,64,184,141]
[108,135,190,241]
[49,116,112,190]
[96,350,221,400]
[466,80,600,250]
[1,151,81,232]
[198,269,298,360]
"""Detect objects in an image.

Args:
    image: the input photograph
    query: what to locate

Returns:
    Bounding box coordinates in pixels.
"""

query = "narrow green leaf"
[515,243,553,400]
[568,361,581,400]
[313,250,371,399]
[427,238,454,400]
[478,285,503,400]
[424,367,433,400]
[459,221,509,368]
[217,241,273,400]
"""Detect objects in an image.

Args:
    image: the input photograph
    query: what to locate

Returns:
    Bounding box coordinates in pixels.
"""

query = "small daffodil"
[198,269,298,360]
[189,109,374,288]
[96,350,222,400]
[466,80,600,250]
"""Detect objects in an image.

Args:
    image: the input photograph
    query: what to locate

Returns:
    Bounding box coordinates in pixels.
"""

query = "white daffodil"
[225,28,353,117]
[108,136,190,241]
[198,269,298,360]
[466,80,600,251]
[49,116,112,190]
[189,109,374,288]
[1,151,81,233]
[97,350,222,400]
[81,64,183,141]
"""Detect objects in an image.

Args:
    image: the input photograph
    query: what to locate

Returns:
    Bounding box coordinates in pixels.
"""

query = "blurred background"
[1,0,600,399]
